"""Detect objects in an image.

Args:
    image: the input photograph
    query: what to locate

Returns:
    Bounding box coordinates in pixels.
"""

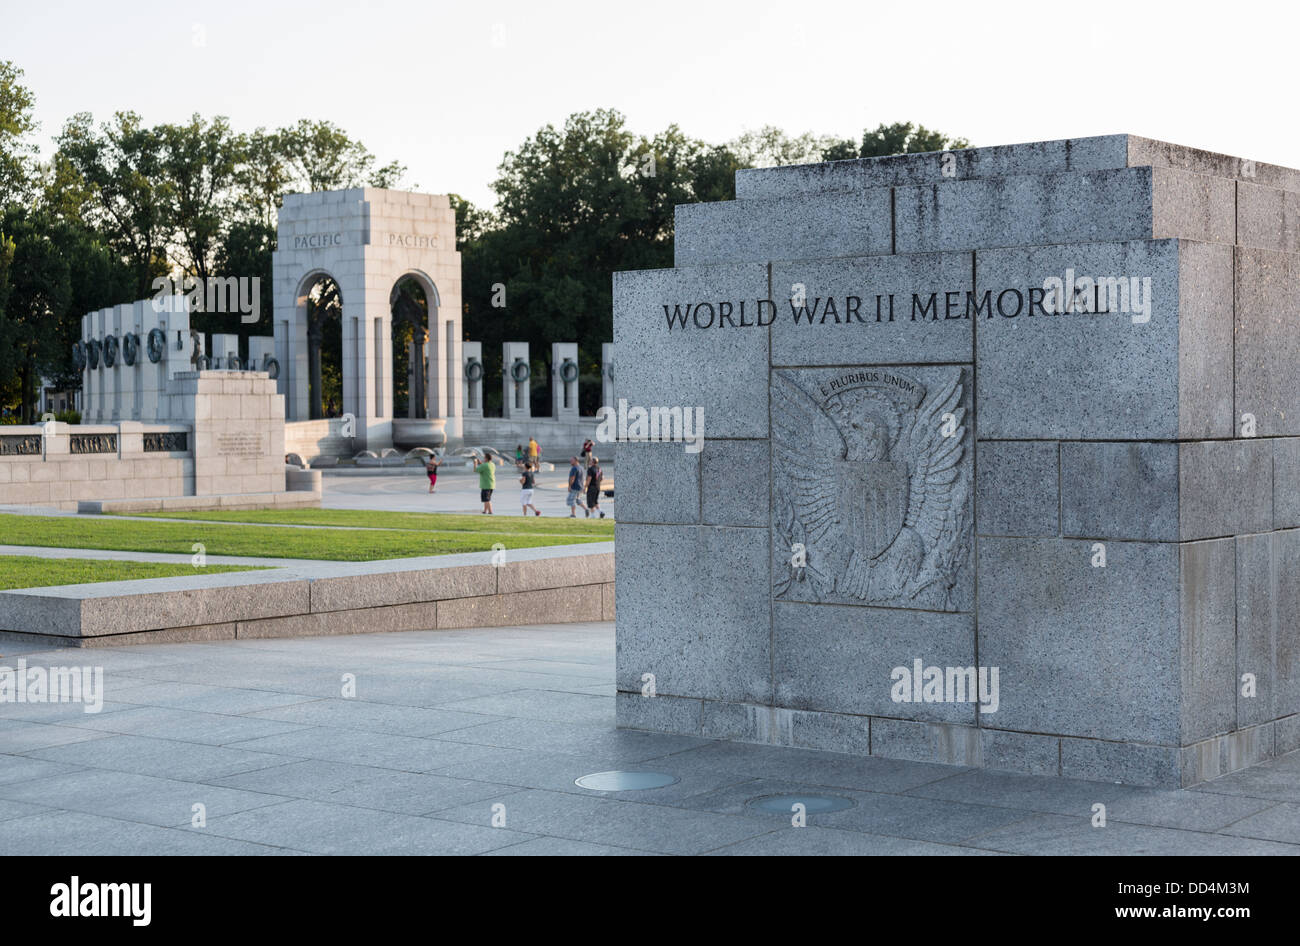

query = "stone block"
[769,252,973,366]
[1060,737,1180,787]
[700,439,768,528]
[896,167,1232,253]
[897,168,1152,253]
[772,602,977,722]
[613,441,699,524]
[980,729,1060,776]
[978,537,1182,743]
[308,562,497,613]
[734,135,1130,198]
[615,524,770,704]
[975,441,1059,537]
[436,585,603,629]
[496,548,614,594]
[601,583,615,621]
[700,700,758,742]
[1237,182,1300,253]
[1177,240,1236,439]
[976,239,1232,440]
[1236,529,1300,725]
[1127,135,1300,192]
[1179,538,1237,743]
[674,191,891,265]
[1179,722,1276,786]
[1277,714,1300,755]
[612,263,770,439]
[1150,167,1236,244]
[869,718,982,766]
[1235,247,1300,436]
[1274,439,1300,529]
[614,692,702,734]
[1178,439,1273,539]
[238,602,438,639]
[790,710,872,755]
[1060,441,1179,540]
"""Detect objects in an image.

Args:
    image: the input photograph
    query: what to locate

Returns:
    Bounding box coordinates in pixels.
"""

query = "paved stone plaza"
[2,621,1299,855]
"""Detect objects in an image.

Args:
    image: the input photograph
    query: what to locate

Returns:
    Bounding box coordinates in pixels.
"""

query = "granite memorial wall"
[613,134,1300,788]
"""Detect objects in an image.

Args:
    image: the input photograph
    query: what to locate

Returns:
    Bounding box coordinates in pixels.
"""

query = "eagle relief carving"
[771,366,972,612]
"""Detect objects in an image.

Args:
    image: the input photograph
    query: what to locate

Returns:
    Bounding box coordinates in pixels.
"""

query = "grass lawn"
[128,508,616,536]
[0,555,259,590]
[0,511,612,562]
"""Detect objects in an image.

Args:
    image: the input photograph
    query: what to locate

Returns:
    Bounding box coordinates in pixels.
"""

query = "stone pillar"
[210,333,241,369]
[160,298,194,422]
[80,312,95,423]
[442,317,462,441]
[501,341,530,420]
[551,342,579,420]
[601,341,614,410]
[462,341,483,418]
[247,336,276,374]
[179,369,286,497]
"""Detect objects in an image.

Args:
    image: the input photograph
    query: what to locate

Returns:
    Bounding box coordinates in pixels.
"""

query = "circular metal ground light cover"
[574,770,678,791]
[746,793,855,814]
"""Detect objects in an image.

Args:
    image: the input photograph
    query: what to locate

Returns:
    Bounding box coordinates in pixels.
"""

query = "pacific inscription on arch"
[771,365,974,612]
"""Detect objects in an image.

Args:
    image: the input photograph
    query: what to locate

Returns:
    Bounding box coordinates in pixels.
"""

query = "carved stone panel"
[771,365,974,612]
[143,431,189,453]
[69,433,118,454]
[0,435,42,456]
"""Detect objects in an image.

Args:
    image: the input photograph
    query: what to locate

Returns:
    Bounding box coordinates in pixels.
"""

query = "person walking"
[566,456,585,517]
[585,456,605,518]
[475,453,496,515]
[581,438,594,468]
[424,451,441,493]
[520,462,541,517]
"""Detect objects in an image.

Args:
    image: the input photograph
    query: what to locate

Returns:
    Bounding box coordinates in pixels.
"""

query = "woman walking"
[520,461,542,517]
[424,452,441,493]
[584,456,605,518]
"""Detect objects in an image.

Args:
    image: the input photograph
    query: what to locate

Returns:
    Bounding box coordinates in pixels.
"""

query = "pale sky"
[3,0,1295,209]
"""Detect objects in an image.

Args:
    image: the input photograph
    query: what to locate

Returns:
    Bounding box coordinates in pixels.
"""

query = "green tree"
[447,194,490,250]
[0,209,132,419]
[158,113,241,282]
[211,219,275,348]
[859,121,969,158]
[729,125,842,168]
[53,111,172,297]
[275,119,406,192]
[0,61,37,209]
[1,215,71,421]
[232,128,293,228]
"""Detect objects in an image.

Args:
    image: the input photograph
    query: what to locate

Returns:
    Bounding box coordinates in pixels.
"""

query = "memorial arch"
[272,188,462,449]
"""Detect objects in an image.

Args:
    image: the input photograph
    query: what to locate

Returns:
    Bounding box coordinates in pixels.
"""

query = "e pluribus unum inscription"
[772,366,973,612]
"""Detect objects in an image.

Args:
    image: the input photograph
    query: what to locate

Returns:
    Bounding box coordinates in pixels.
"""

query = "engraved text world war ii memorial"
[613,134,1300,788]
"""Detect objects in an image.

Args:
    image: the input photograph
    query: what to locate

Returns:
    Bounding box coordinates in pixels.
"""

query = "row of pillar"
[460,342,613,421]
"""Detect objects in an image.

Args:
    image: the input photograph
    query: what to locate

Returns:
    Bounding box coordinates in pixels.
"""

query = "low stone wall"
[284,418,354,462]
[0,543,613,647]
[77,490,320,514]
[0,423,192,510]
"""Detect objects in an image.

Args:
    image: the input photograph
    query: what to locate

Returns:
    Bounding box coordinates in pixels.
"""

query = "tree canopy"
[0,55,968,422]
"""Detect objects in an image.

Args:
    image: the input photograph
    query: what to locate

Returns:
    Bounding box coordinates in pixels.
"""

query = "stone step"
[735,133,1300,201]
[674,166,1234,266]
